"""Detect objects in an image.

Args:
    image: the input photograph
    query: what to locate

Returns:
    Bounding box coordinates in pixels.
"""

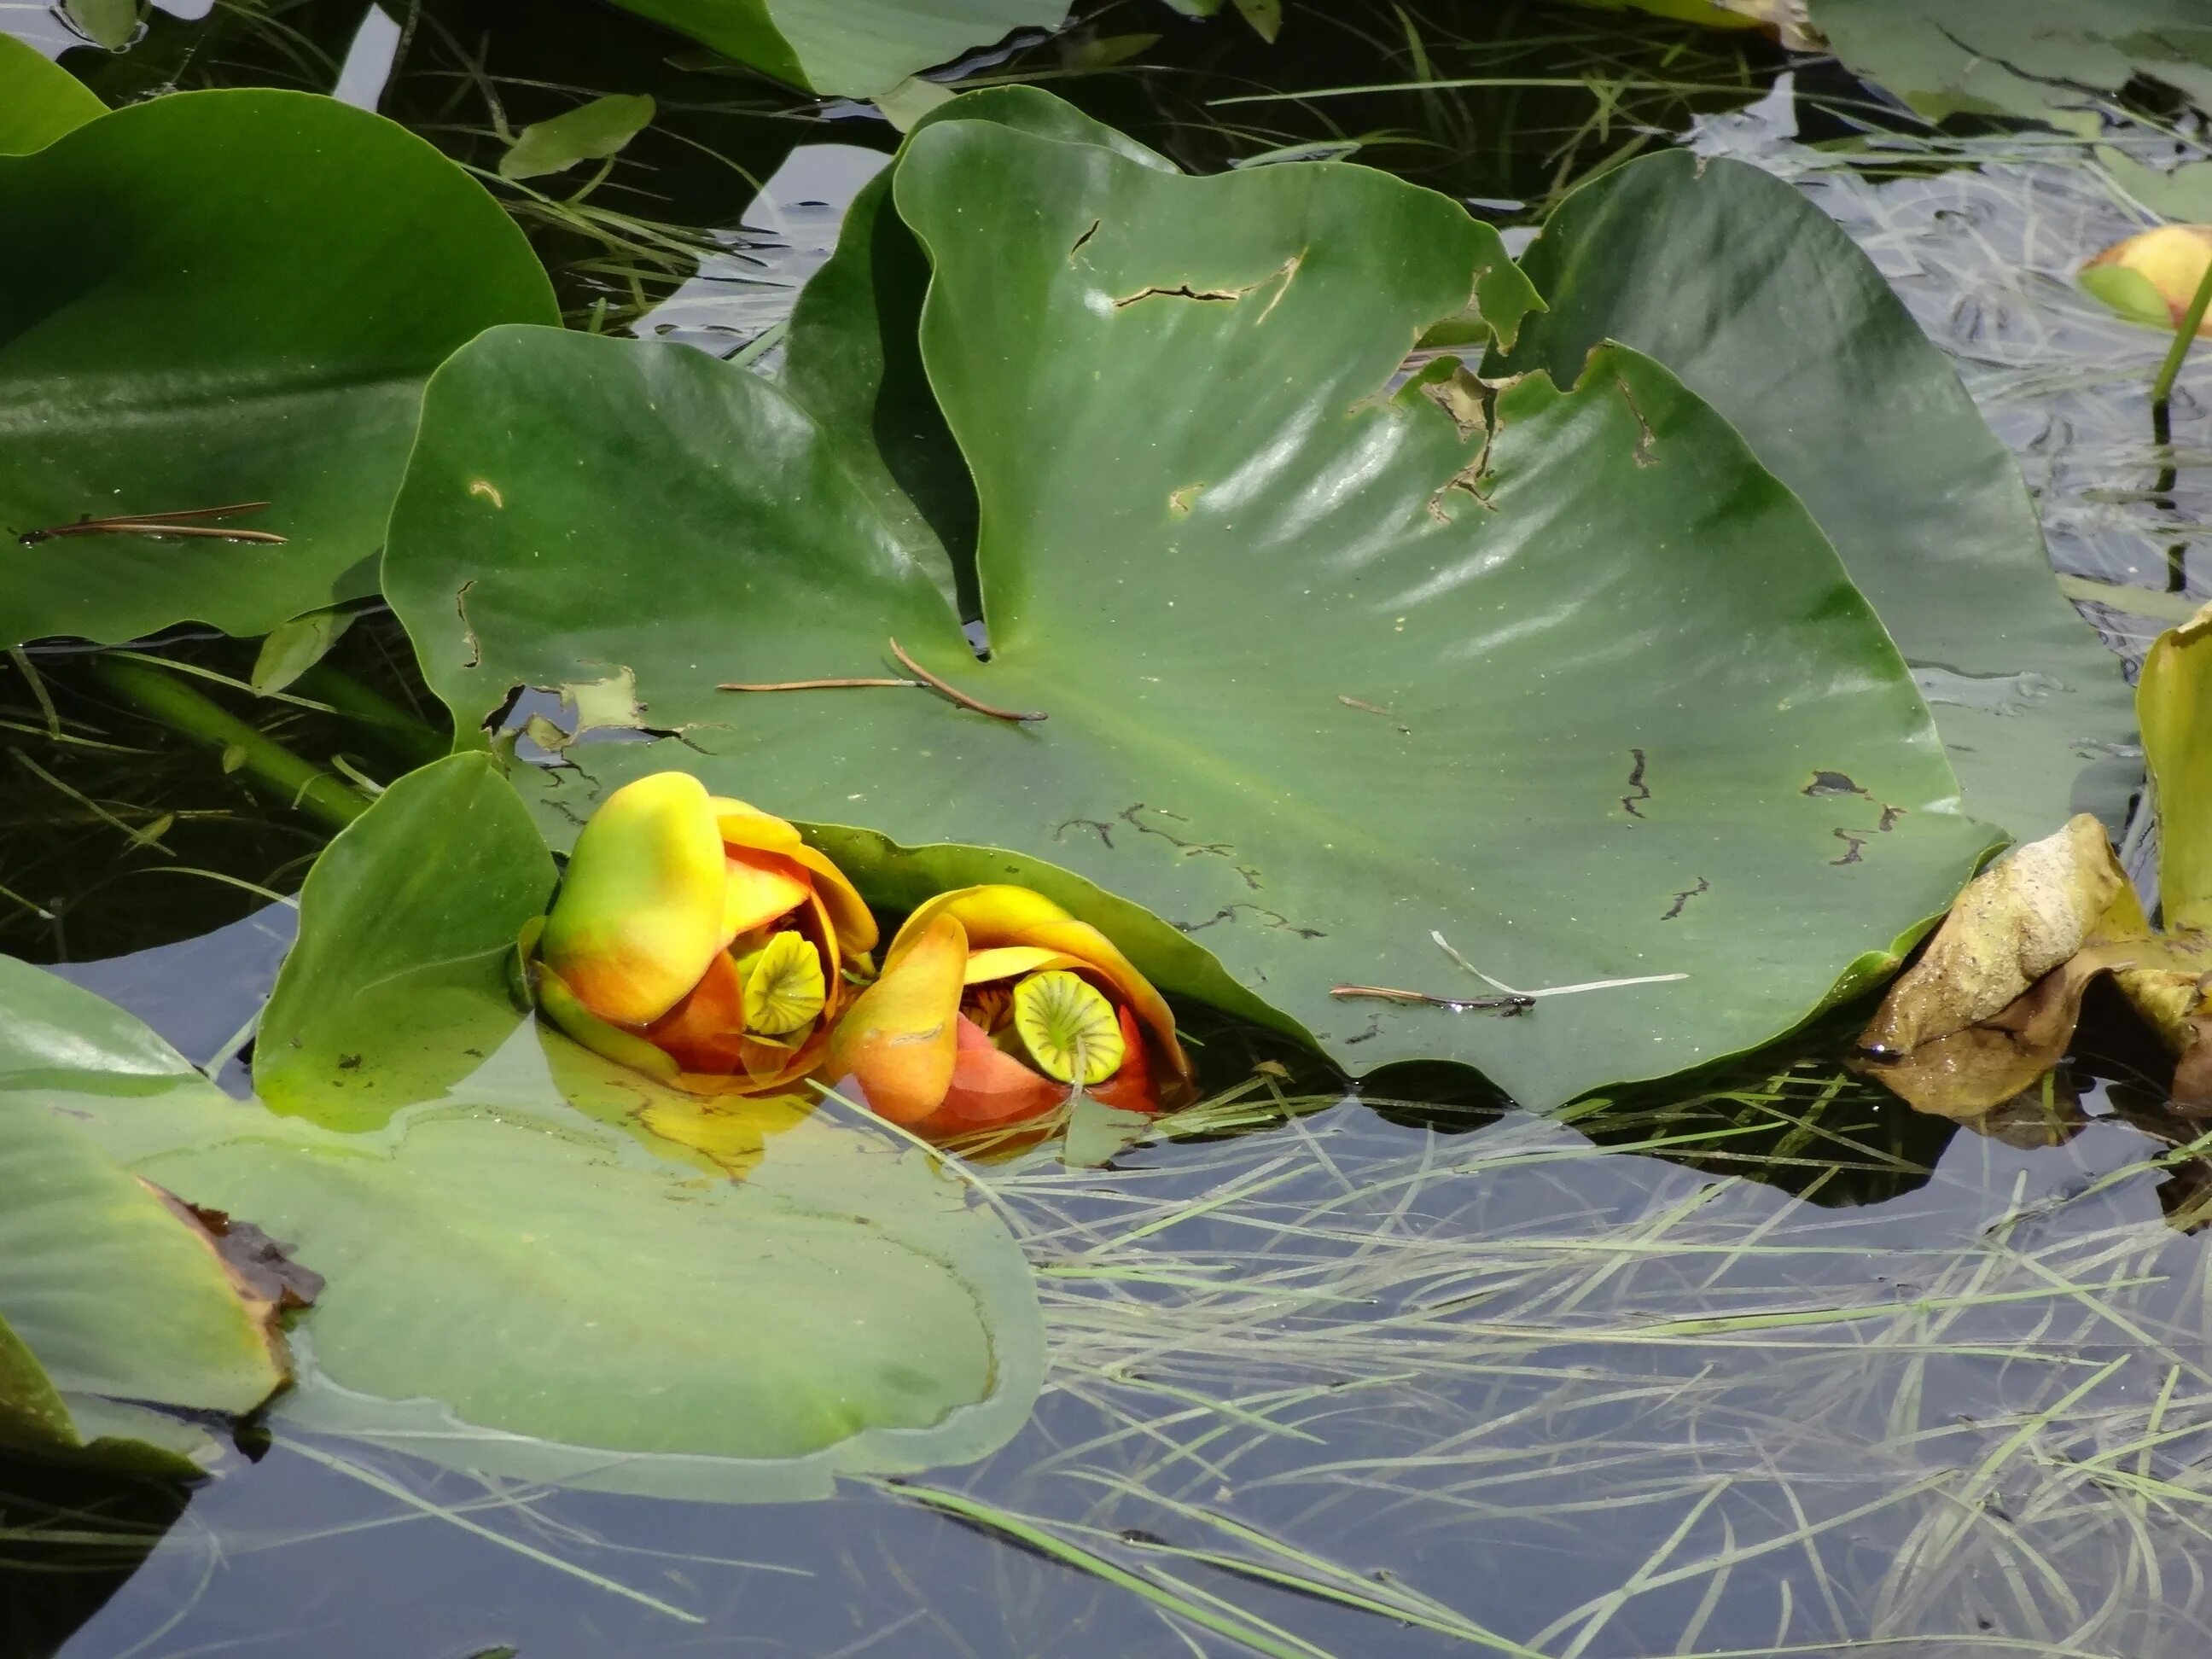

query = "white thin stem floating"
[1430,930,1687,999]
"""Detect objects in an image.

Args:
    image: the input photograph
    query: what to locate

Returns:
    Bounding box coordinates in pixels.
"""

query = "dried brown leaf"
[1860,814,2127,1057]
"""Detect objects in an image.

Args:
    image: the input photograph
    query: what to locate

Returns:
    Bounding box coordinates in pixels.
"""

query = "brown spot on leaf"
[1661,876,1708,921]
[140,1182,322,1379]
[1803,771,1867,798]
[1621,748,1650,819]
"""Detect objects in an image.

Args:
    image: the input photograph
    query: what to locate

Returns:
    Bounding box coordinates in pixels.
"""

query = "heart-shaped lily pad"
[381,96,1998,1109]
[19,755,1041,1499]
[0,89,556,648]
[1499,149,2138,839]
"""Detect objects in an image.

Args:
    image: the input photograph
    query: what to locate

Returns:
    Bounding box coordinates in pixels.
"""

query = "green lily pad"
[383,99,1998,1108]
[780,89,1178,611]
[0,969,292,1475]
[113,1062,1044,1500]
[1499,150,2139,840]
[1809,0,2212,131]
[256,754,556,1130]
[9,759,1041,1499]
[0,36,103,156]
[0,89,556,649]
[498,92,655,181]
[608,0,1071,97]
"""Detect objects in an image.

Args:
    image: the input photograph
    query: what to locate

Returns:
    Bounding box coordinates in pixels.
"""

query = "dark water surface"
[9,3,2212,1655]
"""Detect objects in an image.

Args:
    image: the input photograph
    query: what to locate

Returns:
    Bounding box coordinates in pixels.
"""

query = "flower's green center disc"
[738,930,825,1036]
[1012,969,1124,1085]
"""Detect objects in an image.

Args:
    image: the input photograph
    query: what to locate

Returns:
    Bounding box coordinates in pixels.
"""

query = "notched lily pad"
[385,94,1996,1110]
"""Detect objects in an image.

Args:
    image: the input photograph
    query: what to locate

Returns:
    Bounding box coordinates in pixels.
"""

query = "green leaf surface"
[0,35,104,156]
[0,89,556,649]
[255,754,556,1129]
[498,92,655,180]
[8,951,1041,1501]
[0,984,290,1474]
[1809,0,2212,130]
[1499,152,2139,840]
[250,605,358,696]
[780,87,1178,614]
[607,0,1071,97]
[385,108,1998,1108]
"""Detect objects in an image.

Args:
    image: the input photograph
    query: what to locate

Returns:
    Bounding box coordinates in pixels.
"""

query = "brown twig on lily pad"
[19,501,286,547]
[888,637,1046,724]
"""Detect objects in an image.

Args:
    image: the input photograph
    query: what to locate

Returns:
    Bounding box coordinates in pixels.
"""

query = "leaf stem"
[87,655,370,831]
[2150,253,2212,592]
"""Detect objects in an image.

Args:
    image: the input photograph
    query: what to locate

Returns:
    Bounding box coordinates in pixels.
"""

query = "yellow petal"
[721,847,812,938]
[2083,224,2212,335]
[1012,970,1125,1084]
[822,911,967,1126]
[707,795,806,857]
[709,796,879,958]
[963,945,1084,985]
[789,842,879,957]
[741,930,826,1036]
[539,771,727,1026]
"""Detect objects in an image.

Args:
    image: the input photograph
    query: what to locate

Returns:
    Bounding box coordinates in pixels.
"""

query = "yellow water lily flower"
[2081,224,2212,335]
[821,884,1194,1140]
[527,771,876,1093]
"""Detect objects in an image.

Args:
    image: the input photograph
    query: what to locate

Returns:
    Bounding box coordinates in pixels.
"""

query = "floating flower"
[2081,224,2212,335]
[822,886,1194,1139]
[527,771,876,1092]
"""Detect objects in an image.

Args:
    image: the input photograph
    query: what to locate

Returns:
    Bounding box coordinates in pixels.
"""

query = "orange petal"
[722,847,813,938]
[921,1016,1066,1136]
[821,911,966,1126]
[643,950,751,1074]
[539,771,728,1027]
[1091,1005,1160,1115]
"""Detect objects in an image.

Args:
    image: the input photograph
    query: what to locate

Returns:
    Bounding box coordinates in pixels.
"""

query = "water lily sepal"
[527,771,877,1094]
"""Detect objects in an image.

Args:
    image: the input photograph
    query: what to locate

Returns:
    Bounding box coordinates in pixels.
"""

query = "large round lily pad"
[0,89,556,648]
[382,103,1998,1109]
[1499,149,2138,840]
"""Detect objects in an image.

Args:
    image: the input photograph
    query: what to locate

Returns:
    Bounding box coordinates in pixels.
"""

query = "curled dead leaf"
[1859,815,2125,1058]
